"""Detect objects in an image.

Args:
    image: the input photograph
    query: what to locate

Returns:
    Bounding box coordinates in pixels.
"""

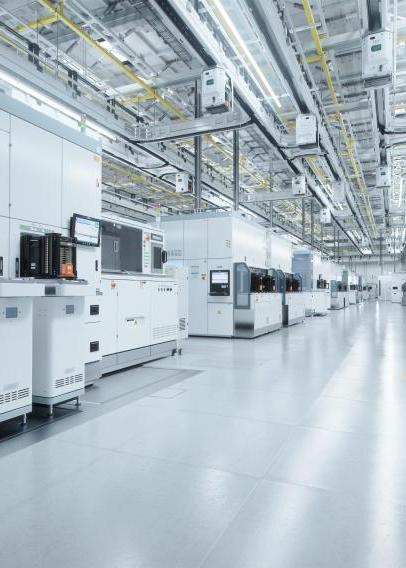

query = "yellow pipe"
[37,0,186,120]
[15,13,59,32]
[301,0,376,235]
[306,54,321,64]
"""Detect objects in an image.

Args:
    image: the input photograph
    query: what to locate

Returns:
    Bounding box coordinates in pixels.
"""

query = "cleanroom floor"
[1,300,405,568]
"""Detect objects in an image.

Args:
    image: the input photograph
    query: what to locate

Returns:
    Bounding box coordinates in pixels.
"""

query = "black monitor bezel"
[71,213,101,247]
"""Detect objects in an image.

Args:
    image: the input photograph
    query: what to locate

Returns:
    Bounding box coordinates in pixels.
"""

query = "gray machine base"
[283,315,305,327]
[234,322,282,339]
[85,360,102,387]
[102,340,178,375]
[33,389,84,415]
[283,305,305,327]
[0,404,32,425]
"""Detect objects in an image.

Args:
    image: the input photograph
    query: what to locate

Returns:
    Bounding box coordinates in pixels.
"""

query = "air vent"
[152,324,177,339]
[0,386,30,405]
[55,374,84,389]
[179,317,187,331]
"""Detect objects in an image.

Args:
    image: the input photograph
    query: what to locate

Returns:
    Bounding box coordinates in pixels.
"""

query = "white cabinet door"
[10,117,62,227]
[0,216,9,278]
[0,129,10,217]
[0,110,9,133]
[208,217,232,259]
[184,219,207,260]
[117,279,151,351]
[186,259,208,335]
[61,140,101,228]
[100,279,118,356]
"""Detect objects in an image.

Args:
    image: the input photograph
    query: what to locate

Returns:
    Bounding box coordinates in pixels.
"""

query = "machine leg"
[21,413,27,426]
[49,404,54,418]
[76,396,81,408]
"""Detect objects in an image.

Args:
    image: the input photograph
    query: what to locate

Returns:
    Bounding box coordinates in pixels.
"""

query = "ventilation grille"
[0,387,30,406]
[179,317,187,331]
[152,324,177,339]
[55,374,84,389]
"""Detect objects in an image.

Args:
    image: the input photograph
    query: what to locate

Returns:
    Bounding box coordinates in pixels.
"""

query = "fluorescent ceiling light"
[98,39,128,63]
[208,0,282,109]
[0,69,116,141]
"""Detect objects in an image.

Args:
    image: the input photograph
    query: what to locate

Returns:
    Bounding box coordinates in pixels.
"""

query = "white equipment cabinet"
[165,266,189,351]
[201,66,233,114]
[0,280,44,424]
[391,285,402,303]
[234,291,282,338]
[100,215,179,374]
[296,114,318,147]
[312,290,330,316]
[362,30,393,88]
[101,275,178,374]
[84,295,102,386]
[32,284,89,414]
[283,292,306,326]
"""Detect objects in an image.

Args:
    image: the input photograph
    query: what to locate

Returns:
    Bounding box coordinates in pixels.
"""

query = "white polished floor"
[0,301,405,567]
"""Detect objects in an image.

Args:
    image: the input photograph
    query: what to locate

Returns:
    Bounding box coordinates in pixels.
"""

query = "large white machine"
[100,214,179,373]
[292,250,330,317]
[0,280,44,424]
[162,212,283,338]
[234,264,282,338]
[0,97,101,415]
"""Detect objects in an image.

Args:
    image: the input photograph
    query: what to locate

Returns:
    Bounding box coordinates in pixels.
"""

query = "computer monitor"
[71,214,101,247]
[210,270,230,296]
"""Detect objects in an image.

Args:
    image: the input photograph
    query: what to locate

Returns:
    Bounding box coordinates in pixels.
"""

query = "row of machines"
[162,211,307,338]
[0,99,185,427]
[0,102,102,423]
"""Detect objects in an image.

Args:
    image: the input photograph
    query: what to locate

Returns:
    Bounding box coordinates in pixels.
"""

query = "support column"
[380,229,383,274]
[302,198,305,240]
[310,198,314,248]
[194,80,202,211]
[233,130,239,211]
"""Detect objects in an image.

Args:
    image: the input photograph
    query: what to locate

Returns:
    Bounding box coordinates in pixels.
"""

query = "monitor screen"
[211,271,229,284]
[71,214,100,246]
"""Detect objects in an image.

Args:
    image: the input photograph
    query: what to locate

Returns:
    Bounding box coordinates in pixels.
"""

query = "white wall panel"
[0,110,9,133]
[208,217,232,259]
[10,117,62,227]
[269,233,292,272]
[0,129,10,217]
[184,219,207,260]
[61,140,101,228]
[0,216,9,278]
[233,219,266,266]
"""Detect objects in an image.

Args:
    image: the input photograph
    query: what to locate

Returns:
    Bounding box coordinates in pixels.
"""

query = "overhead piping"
[301,0,377,238]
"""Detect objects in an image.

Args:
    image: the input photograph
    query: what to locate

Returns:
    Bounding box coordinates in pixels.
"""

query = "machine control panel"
[209,270,230,296]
